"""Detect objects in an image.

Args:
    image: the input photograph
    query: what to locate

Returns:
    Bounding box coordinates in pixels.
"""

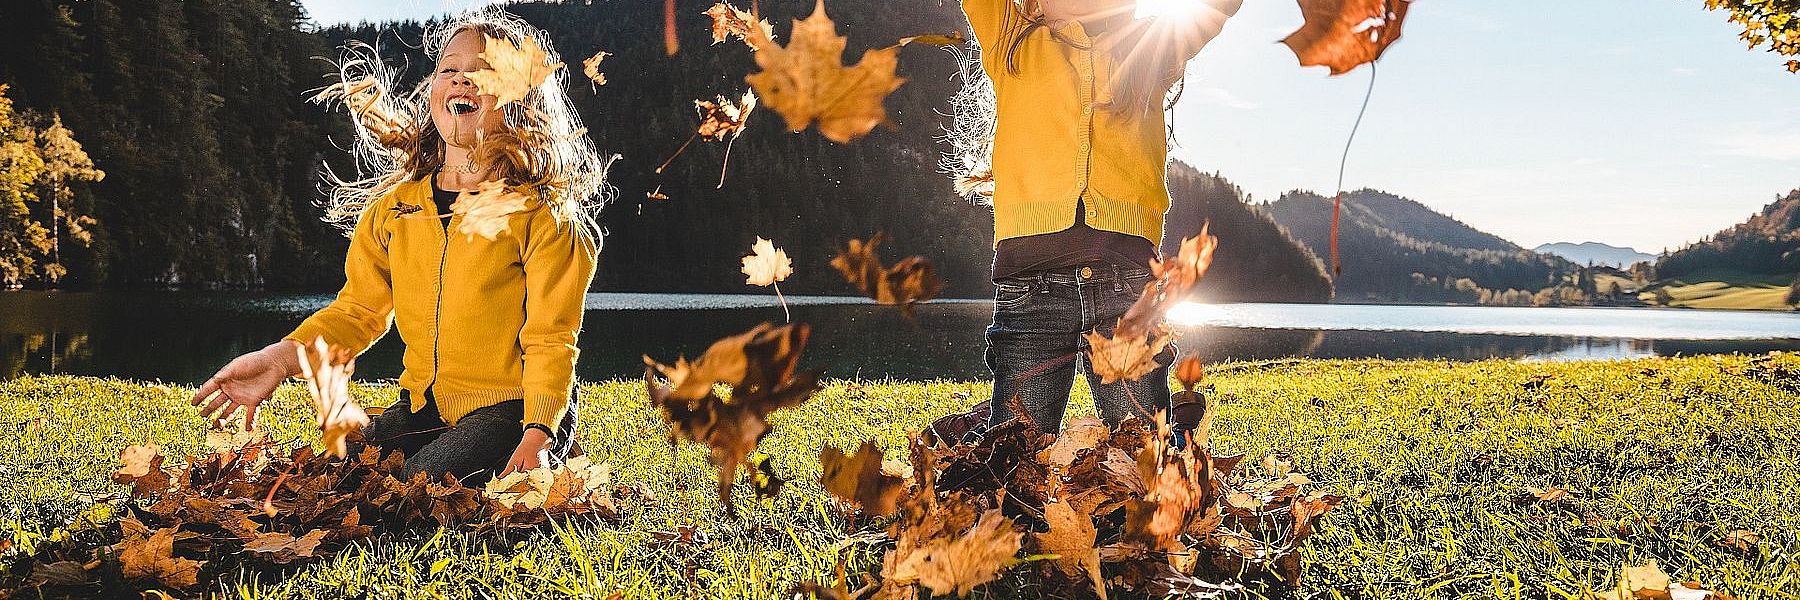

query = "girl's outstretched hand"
[501,427,553,476]
[191,340,301,429]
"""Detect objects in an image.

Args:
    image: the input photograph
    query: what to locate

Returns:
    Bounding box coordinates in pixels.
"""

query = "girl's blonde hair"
[312,7,612,240]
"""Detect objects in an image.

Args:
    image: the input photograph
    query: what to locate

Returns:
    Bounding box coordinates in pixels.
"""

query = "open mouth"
[448,97,478,115]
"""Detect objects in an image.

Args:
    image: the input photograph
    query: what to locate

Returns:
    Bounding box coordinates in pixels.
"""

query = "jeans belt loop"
[1112,265,1124,292]
[1036,271,1049,294]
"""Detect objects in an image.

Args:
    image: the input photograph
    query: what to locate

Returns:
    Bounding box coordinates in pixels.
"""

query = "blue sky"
[302,1,1800,252]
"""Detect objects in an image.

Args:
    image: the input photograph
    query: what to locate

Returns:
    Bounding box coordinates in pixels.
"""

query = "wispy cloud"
[1711,128,1800,161]
[1189,86,1260,110]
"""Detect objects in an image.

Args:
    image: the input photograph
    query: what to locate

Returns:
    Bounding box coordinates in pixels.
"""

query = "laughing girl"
[190,8,609,484]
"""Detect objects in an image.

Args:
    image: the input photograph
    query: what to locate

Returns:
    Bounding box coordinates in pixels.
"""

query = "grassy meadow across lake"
[1,354,1797,598]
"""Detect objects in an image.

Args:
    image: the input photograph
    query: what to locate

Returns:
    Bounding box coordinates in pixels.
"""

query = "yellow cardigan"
[964,0,1200,245]
[286,177,597,430]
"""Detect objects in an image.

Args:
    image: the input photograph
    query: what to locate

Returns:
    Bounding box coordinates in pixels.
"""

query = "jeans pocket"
[994,281,1034,309]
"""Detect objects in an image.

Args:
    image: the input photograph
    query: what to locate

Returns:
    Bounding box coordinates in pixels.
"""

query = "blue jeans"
[984,264,1176,432]
[362,389,581,485]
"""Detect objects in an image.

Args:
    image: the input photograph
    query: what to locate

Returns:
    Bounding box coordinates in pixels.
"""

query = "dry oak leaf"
[1032,501,1107,600]
[118,527,203,589]
[819,440,906,515]
[743,0,905,144]
[1282,0,1412,75]
[1717,529,1760,553]
[466,33,564,107]
[890,509,1023,598]
[742,237,793,287]
[705,2,775,50]
[295,337,368,459]
[450,180,531,241]
[582,50,609,86]
[644,323,820,512]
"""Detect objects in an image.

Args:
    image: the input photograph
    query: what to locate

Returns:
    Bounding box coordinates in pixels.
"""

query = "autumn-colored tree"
[1706,0,1800,72]
[1785,275,1800,306]
[0,84,48,288]
[31,113,103,283]
[0,85,102,287]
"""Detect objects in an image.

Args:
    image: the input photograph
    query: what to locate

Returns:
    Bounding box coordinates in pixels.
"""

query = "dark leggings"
[361,389,581,485]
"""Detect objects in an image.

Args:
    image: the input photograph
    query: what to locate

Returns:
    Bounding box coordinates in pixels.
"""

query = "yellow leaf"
[581,50,609,86]
[450,180,530,241]
[741,237,793,287]
[466,33,564,108]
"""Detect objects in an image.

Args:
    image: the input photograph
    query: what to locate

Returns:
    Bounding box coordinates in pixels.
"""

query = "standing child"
[950,0,1237,437]
[190,9,609,484]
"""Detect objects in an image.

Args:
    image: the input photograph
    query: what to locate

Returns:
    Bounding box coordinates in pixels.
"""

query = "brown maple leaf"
[1282,0,1412,75]
[743,0,906,144]
[311,73,410,149]
[466,33,564,107]
[1031,501,1107,600]
[820,441,906,515]
[658,91,758,189]
[241,529,329,564]
[829,234,944,315]
[705,2,775,50]
[295,337,368,459]
[890,509,1022,597]
[742,236,793,287]
[644,323,820,513]
[113,444,171,497]
[118,526,203,589]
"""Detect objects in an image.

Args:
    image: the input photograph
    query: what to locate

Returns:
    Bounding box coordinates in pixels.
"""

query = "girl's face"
[430,29,505,150]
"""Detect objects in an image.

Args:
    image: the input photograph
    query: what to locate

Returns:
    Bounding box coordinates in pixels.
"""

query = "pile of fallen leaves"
[2,348,649,597]
[2,434,645,595]
[813,359,1345,599]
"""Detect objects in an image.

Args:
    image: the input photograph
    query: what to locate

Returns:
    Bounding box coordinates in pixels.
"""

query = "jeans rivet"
[1079,266,1094,279]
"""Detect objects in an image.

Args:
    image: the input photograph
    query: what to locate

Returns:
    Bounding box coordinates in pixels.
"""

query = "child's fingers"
[199,393,233,422]
[243,405,259,431]
[191,377,222,407]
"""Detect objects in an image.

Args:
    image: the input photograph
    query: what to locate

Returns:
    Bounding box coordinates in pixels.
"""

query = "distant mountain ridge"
[1534,242,1655,268]
[1261,189,1577,303]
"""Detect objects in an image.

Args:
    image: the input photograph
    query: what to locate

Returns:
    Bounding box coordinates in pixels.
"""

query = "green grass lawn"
[2,354,1799,598]
[1641,270,1796,311]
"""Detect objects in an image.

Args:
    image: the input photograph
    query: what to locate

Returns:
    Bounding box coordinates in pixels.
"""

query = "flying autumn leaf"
[466,33,564,107]
[820,441,906,515]
[829,234,944,315]
[295,337,368,459]
[743,0,906,144]
[311,74,410,149]
[890,509,1023,597]
[1086,226,1217,384]
[741,237,793,287]
[644,323,821,513]
[450,180,530,241]
[582,50,609,87]
[658,90,758,188]
[706,2,775,50]
[1282,0,1412,75]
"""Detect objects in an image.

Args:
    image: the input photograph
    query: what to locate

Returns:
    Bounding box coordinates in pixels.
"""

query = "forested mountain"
[1656,189,1800,278]
[1162,163,1331,303]
[1262,189,1578,303]
[0,0,351,289]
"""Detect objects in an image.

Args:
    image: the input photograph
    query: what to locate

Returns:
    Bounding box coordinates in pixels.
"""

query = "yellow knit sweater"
[286,177,597,430]
[964,0,1202,245]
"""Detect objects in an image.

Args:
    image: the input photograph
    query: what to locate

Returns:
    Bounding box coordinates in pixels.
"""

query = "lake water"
[2,291,1798,384]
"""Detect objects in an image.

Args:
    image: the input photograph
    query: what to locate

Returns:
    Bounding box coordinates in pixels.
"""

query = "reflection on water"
[3,292,1799,385]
